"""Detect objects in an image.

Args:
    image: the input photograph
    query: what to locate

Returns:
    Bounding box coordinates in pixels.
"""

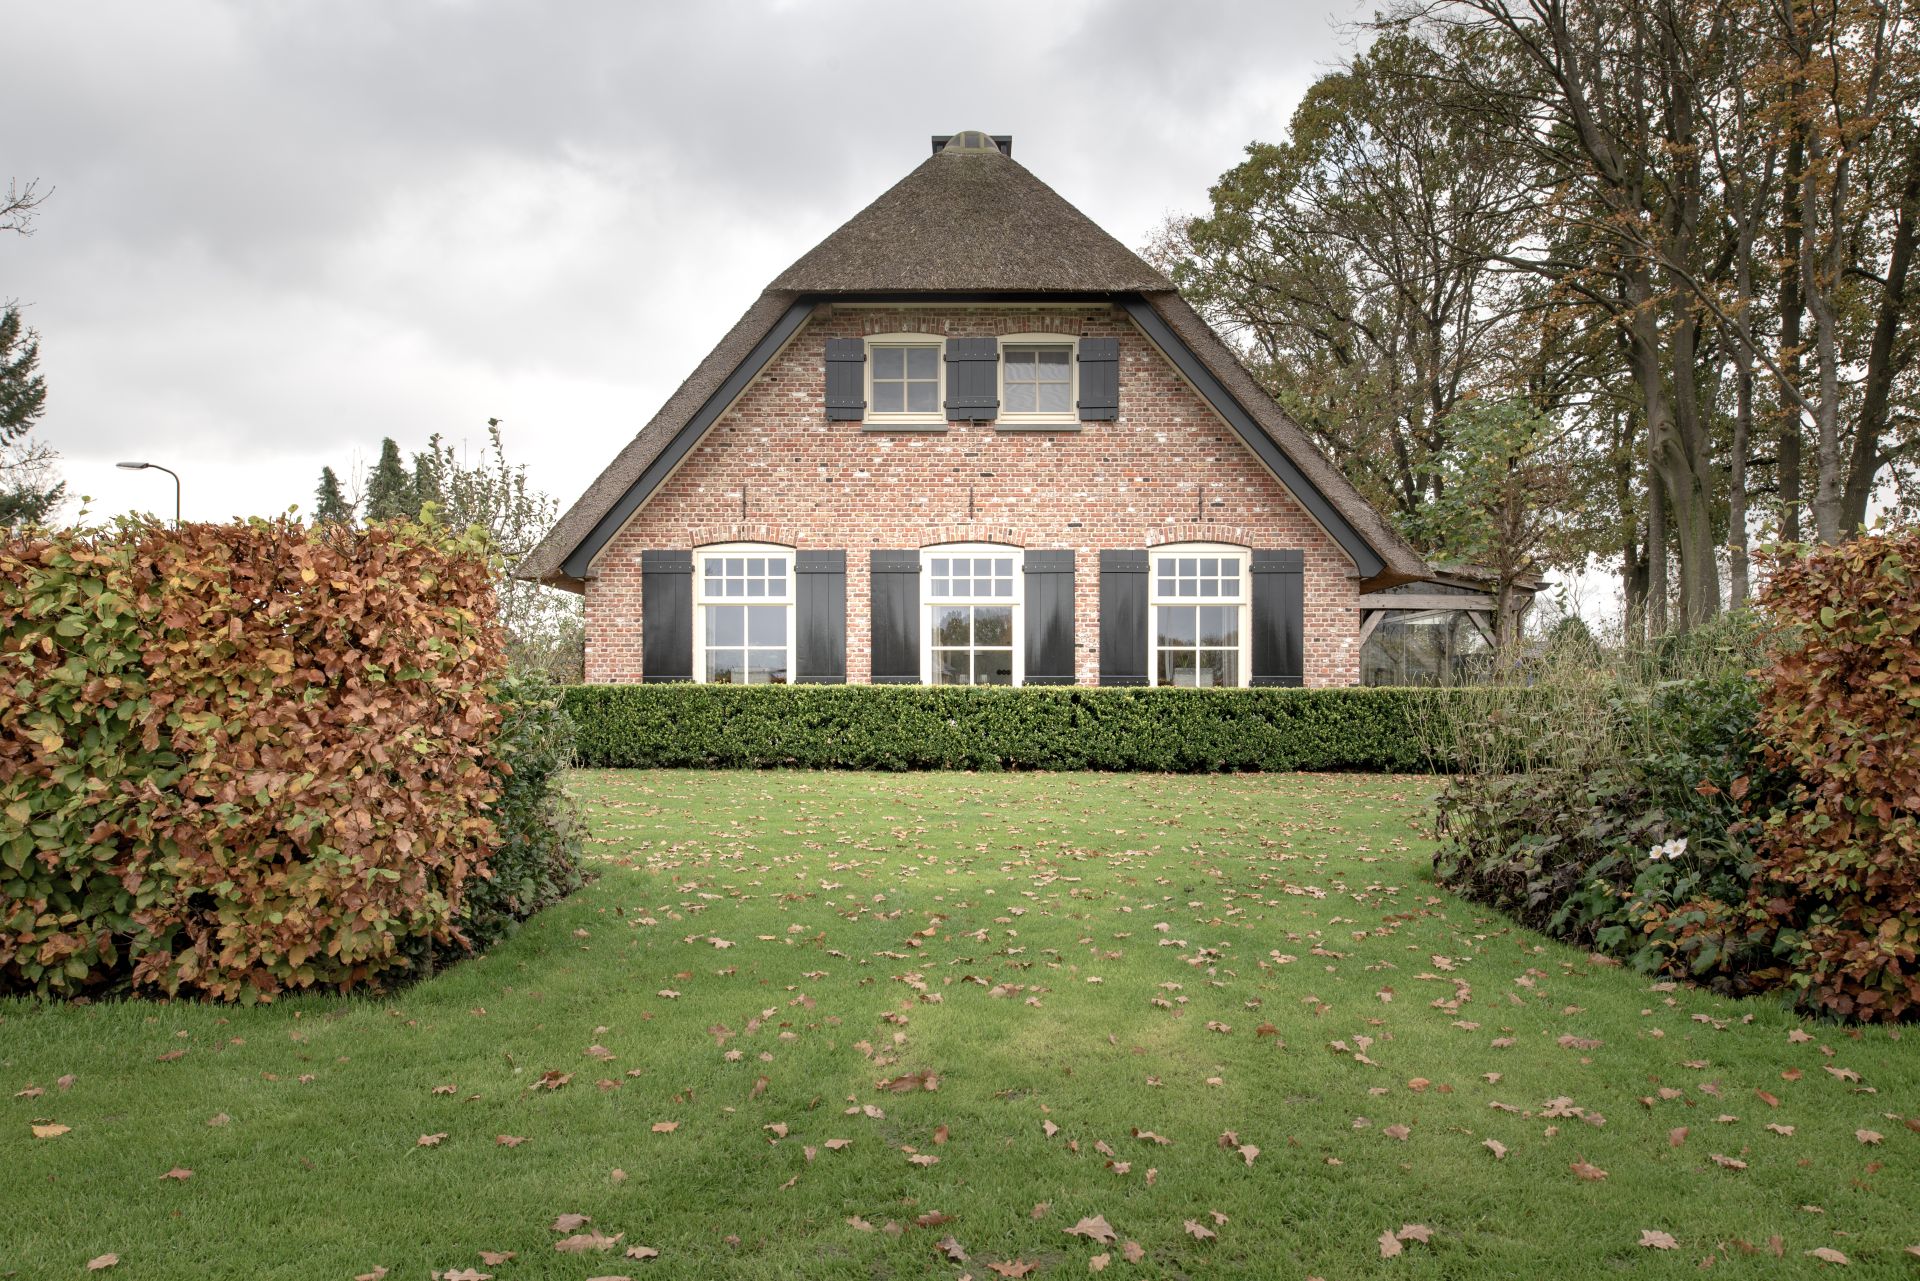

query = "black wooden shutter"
[944,337,998,421]
[1097,550,1149,686]
[869,550,922,683]
[1077,337,1119,421]
[1023,550,1076,685]
[640,550,693,682]
[825,338,865,421]
[794,551,846,683]
[1250,549,1305,687]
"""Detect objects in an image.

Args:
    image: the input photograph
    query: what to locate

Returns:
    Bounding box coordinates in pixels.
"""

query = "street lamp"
[117,461,181,525]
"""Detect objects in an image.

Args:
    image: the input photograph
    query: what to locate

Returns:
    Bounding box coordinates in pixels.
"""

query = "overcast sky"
[6,0,1366,526]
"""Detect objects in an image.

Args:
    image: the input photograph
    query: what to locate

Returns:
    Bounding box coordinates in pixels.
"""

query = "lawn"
[4,771,1916,1280]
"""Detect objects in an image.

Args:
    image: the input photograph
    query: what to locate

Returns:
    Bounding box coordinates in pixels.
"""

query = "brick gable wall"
[583,304,1361,686]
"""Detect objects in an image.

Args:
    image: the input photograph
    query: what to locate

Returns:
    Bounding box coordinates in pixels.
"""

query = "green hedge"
[560,684,1454,772]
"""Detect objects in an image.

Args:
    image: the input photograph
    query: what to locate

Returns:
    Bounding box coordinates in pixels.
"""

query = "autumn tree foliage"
[0,516,516,1001]
[1750,529,1920,1020]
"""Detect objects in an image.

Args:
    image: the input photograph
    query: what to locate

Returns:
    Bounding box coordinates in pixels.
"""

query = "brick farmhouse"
[521,132,1500,688]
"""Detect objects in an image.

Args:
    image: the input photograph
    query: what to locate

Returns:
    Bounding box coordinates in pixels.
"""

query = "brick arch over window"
[921,524,1029,549]
[688,522,801,549]
[1147,522,1255,549]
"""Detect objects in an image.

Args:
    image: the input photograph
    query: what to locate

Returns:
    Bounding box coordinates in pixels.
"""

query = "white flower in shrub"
[1648,837,1689,862]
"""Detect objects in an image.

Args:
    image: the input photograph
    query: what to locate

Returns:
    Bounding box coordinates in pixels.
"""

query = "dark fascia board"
[561,299,816,581]
[1121,297,1386,580]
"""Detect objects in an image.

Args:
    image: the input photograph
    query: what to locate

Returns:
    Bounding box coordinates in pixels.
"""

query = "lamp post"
[116,461,181,526]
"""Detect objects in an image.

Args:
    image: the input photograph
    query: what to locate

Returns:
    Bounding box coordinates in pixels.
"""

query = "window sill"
[994,419,1082,433]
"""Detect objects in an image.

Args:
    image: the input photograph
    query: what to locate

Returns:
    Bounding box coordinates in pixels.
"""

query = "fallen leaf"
[1122,1241,1145,1262]
[907,1153,939,1166]
[87,1256,120,1272]
[651,1121,679,1133]
[31,1123,70,1139]
[554,1231,623,1253]
[478,1252,515,1265]
[1669,1127,1689,1147]
[986,1261,1038,1278]
[552,1215,593,1233]
[417,1133,447,1148]
[1710,1153,1747,1170]
[1570,1160,1608,1181]
[625,1244,660,1260]
[1089,1252,1110,1272]
[1397,1224,1433,1244]
[1805,1247,1849,1265]
[1640,1230,1679,1250]
[936,1236,968,1262]
[1065,1215,1118,1245]
[1484,1138,1508,1159]
[1184,1220,1217,1242]
[1237,1143,1260,1166]
[496,1134,527,1147]
[1379,1230,1403,1259]
[1855,1129,1883,1145]
[1382,1124,1411,1142]
[159,1167,193,1181]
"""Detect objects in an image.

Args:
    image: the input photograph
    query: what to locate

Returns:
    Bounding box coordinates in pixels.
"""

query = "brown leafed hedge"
[1750,532,1920,1021]
[1,516,507,1001]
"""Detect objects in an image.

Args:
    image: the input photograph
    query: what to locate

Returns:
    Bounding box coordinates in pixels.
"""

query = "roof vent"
[932,132,1012,158]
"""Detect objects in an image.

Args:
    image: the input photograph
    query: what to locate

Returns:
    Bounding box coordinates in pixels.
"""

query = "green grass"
[4,771,1916,1280]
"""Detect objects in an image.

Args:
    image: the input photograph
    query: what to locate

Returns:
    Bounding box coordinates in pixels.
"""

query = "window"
[923,545,1021,686]
[694,544,793,684]
[998,337,1077,426]
[865,336,943,425]
[1149,545,1248,687]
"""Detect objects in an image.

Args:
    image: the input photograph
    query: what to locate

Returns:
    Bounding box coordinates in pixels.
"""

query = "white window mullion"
[921,545,1022,687]
[694,543,793,685]
[1148,544,1249,688]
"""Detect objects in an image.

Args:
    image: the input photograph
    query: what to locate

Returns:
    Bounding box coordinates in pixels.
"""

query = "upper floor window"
[694,544,792,684]
[866,336,943,425]
[998,336,1077,426]
[1149,544,1248,687]
[923,545,1021,686]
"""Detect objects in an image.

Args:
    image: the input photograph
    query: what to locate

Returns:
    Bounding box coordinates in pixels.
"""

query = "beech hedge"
[1,516,578,1002]
[560,683,1451,772]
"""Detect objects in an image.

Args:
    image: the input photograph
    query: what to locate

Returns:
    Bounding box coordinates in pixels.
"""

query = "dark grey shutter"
[944,337,998,421]
[869,550,921,684]
[1250,549,1305,686]
[795,551,846,683]
[1077,337,1119,421]
[825,338,865,421]
[640,550,693,682]
[1097,550,1149,686]
[1023,550,1076,685]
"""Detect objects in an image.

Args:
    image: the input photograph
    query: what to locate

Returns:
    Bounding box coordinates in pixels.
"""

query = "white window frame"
[864,333,946,429]
[996,333,1079,428]
[920,543,1024,687]
[692,542,795,685]
[1148,542,1250,688]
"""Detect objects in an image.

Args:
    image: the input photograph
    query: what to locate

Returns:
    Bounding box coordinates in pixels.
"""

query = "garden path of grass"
[4,770,1917,1280]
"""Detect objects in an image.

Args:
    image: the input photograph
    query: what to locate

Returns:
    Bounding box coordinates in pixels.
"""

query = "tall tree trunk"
[1730,357,1752,608]
[1844,132,1919,531]
[1779,133,1807,543]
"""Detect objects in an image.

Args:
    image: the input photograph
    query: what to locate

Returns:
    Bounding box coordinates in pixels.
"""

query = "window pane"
[708,605,744,646]
[1177,576,1197,597]
[931,557,949,577]
[971,558,992,576]
[934,650,970,685]
[1198,605,1238,647]
[747,605,785,646]
[1159,649,1198,687]
[994,576,1013,597]
[1037,381,1071,413]
[975,650,1014,685]
[766,576,786,598]
[1198,649,1236,688]
[930,577,950,596]
[746,577,765,597]
[1178,558,1197,576]
[873,381,904,413]
[1037,348,1070,374]
[1199,576,1218,597]
[906,346,937,378]
[1157,606,1197,647]
[707,650,745,684]
[1005,382,1036,413]
[1004,348,1035,379]
[974,606,1012,646]
[906,381,936,413]
[874,347,903,378]
[1199,558,1217,576]
[1220,569,1240,597]
[748,649,787,685]
[932,605,971,647]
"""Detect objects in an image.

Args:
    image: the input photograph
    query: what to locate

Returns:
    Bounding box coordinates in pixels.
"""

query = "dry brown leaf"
[1184,1220,1217,1242]
[554,1231,623,1253]
[1237,1143,1260,1167]
[625,1244,660,1260]
[933,1123,950,1145]
[437,1270,489,1281]
[1668,1127,1689,1148]
[1065,1215,1118,1244]
[824,1138,852,1150]
[1089,1252,1111,1272]
[1382,1124,1411,1142]
[1122,1241,1145,1263]
[159,1167,193,1181]
[478,1252,515,1265]
[1710,1153,1747,1170]
[31,1123,69,1139]
[1396,1224,1433,1244]
[650,1121,679,1134]
[1379,1230,1403,1259]
[936,1236,968,1262]
[416,1133,447,1148]
[907,1153,939,1167]
[495,1134,526,1147]
[206,1113,230,1127]
[86,1256,120,1272]
[551,1214,592,1232]
[1805,1247,1849,1265]
[1484,1138,1508,1159]
[1855,1129,1883,1145]
[1570,1160,1608,1181]
[846,1216,874,1232]
[1640,1230,1679,1250]
[987,1260,1038,1278]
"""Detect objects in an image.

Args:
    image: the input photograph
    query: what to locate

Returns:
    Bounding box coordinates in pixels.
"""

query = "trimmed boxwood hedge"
[560,684,1451,772]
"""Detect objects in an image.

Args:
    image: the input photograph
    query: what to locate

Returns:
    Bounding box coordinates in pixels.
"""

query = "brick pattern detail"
[582,305,1362,686]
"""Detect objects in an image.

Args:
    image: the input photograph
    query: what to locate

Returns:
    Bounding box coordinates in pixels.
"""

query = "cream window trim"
[692,541,795,685]
[920,543,1024,687]
[863,333,946,428]
[996,333,1079,428]
[1147,541,1250,689]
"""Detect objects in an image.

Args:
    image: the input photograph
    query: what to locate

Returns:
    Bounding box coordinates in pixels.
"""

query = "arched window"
[693,543,793,684]
[921,543,1022,686]
[1148,542,1249,687]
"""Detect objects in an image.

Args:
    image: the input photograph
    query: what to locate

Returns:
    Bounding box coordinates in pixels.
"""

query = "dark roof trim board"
[1120,299,1386,581]
[557,298,815,582]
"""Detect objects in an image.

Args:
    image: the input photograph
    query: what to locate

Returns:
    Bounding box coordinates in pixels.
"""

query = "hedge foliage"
[1,516,572,1002]
[561,683,1449,772]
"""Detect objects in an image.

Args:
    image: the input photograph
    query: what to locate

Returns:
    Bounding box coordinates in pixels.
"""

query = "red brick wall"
[583,304,1362,686]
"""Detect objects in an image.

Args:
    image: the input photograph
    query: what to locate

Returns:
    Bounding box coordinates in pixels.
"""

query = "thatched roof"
[518,133,1427,592]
